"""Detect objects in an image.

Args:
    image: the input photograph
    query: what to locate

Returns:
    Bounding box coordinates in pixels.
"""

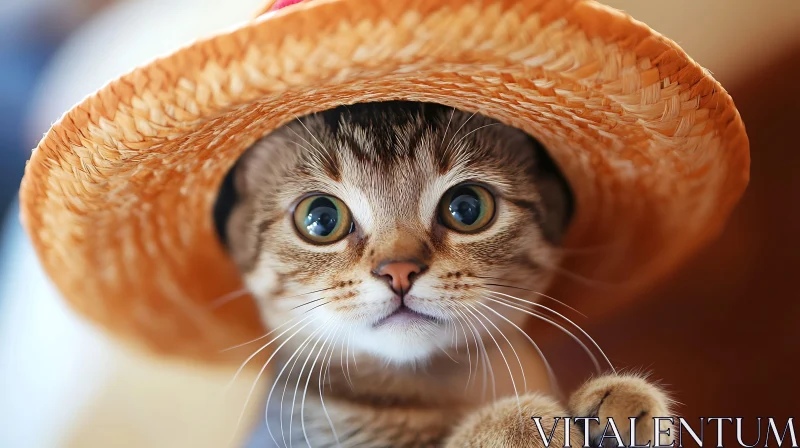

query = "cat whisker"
[444,110,478,158]
[293,114,332,155]
[456,302,497,402]
[339,326,354,390]
[483,293,599,371]
[446,110,477,146]
[475,301,560,397]
[540,261,621,291]
[458,308,482,392]
[303,300,331,314]
[288,322,332,448]
[469,313,490,401]
[289,116,337,169]
[314,322,343,448]
[453,305,486,398]
[449,123,500,155]
[338,328,347,387]
[210,288,249,309]
[469,303,528,393]
[231,316,318,445]
[351,334,359,372]
[449,304,483,396]
[474,277,586,317]
[439,107,456,149]
[226,314,315,386]
[464,303,523,417]
[468,303,530,436]
[290,296,328,310]
[485,290,614,373]
[277,322,332,447]
[289,140,331,167]
[345,328,355,389]
[444,316,460,356]
[450,322,457,352]
[268,321,328,448]
[446,302,474,391]
[451,308,472,365]
[221,313,304,352]
[438,345,459,364]
[482,294,608,374]
[325,327,343,391]
[445,316,457,353]
[282,286,337,300]
[300,323,340,447]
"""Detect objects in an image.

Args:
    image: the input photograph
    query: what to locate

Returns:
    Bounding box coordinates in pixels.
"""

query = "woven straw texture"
[19,0,749,361]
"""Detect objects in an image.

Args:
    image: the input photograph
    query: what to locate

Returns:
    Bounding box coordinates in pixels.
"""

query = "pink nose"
[376,261,424,295]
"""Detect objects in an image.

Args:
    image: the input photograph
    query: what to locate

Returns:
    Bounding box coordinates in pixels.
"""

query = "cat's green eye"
[438,184,496,233]
[292,194,353,244]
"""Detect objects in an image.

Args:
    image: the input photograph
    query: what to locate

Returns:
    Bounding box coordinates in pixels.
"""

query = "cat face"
[220,102,572,364]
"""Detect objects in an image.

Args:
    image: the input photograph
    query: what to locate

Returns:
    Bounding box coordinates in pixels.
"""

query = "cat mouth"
[373,304,439,328]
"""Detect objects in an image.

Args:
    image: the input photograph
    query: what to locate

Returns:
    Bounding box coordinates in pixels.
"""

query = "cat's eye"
[438,184,496,233]
[292,194,353,244]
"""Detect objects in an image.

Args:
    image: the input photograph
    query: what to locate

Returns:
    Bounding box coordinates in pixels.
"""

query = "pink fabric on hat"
[269,0,306,11]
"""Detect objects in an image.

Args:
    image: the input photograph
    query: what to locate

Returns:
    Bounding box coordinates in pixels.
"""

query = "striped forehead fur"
[220,102,573,258]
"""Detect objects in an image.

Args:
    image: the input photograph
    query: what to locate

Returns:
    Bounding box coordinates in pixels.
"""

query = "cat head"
[217,102,573,364]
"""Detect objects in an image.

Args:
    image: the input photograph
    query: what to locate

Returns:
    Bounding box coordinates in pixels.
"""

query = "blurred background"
[0,0,798,446]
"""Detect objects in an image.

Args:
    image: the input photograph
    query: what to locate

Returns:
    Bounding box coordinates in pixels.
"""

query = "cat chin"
[352,325,449,365]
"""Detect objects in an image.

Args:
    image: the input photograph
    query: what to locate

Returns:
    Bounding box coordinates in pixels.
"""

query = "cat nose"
[374,261,426,296]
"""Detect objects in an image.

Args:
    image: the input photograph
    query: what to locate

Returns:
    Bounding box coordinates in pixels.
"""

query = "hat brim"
[20,0,749,361]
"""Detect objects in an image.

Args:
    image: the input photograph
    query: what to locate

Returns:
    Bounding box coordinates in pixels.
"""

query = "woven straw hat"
[20,0,749,362]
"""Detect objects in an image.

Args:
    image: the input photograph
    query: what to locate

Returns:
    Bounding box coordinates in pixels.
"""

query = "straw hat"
[19,0,749,362]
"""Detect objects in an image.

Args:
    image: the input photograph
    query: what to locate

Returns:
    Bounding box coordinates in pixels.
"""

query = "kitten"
[217,102,672,447]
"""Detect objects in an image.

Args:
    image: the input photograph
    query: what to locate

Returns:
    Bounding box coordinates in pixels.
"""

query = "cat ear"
[532,142,574,245]
[231,130,298,195]
[213,163,239,247]
[213,135,282,247]
[231,141,269,195]
[536,172,573,244]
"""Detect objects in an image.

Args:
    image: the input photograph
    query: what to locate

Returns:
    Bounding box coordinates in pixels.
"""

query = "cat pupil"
[449,188,481,225]
[305,197,338,236]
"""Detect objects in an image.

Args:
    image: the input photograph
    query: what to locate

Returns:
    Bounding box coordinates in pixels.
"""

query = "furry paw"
[568,374,673,447]
[444,394,582,448]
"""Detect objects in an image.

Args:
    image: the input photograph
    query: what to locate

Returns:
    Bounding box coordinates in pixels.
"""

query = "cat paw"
[568,374,674,447]
[445,394,582,448]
